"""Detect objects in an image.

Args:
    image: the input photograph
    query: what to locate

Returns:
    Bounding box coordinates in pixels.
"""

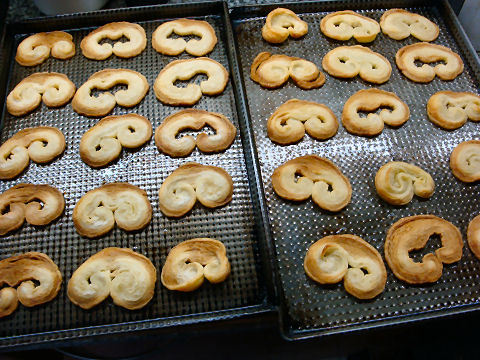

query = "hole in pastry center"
[95,144,101,151]
[327,183,333,192]
[414,59,446,67]
[128,126,135,133]
[173,73,208,88]
[99,35,130,45]
[294,171,303,182]
[90,84,128,97]
[0,204,11,215]
[408,233,442,262]
[371,64,377,69]
[357,106,393,119]
[168,32,202,41]
[41,140,48,147]
[339,58,347,64]
[176,124,216,139]
[5,152,13,161]
[31,279,41,287]
[97,201,104,207]
[29,198,45,209]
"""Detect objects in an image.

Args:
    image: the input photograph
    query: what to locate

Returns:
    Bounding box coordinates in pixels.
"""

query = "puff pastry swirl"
[16,31,75,66]
[262,8,308,44]
[320,11,380,43]
[468,215,480,260]
[427,91,480,130]
[450,140,480,183]
[380,9,439,41]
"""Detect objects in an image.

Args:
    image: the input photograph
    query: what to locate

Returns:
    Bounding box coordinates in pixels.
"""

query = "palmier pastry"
[385,215,463,284]
[320,11,380,43]
[73,183,152,238]
[468,215,480,260]
[342,89,409,136]
[0,252,62,318]
[267,99,338,144]
[262,8,308,44]
[155,109,236,157]
[304,234,386,299]
[450,140,480,183]
[322,45,391,84]
[380,9,439,41]
[15,31,75,66]
[81,22,146,60]
[72,69,149,117]
[159,163,233,217]
[7,72,75,116]
[80,113,152,167]
[67,248,156,310]
[152,19,217,56]
[272,155,351,212]
[161,238,230,292]
[251,52,325,89]
[375,162,434,205]
[395,43,463,83]
[0,127,65,179]
[427,91,480,130]
[154,58,228,106]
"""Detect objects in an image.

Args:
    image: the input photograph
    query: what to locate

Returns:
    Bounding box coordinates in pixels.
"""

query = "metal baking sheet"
[231,0,480,339]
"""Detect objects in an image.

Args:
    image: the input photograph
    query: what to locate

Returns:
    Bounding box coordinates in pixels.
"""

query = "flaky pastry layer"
[450,140,480,183]
[468,215,480,260]
[15,31,75,66]
[262,8,308,44]
[380,9,439,41]
[320,11,380,43]
[427,91,480,130]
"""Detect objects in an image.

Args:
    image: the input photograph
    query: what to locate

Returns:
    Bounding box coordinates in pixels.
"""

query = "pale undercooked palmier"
[262,8,308,44]
[380,9,439,41]
[450,140,480,183]
[427,91,480,130]
[320,10,380,43]
[15,31,75,66]
[468,215,480,260]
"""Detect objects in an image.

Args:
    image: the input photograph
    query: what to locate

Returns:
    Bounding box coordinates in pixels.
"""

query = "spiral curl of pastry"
[450,140,480,183]
[81,22,146,60]
[159,163,233,217]
[380,9,439,42]
[342,89,410,137]
[0,252,62,318]
[267,99,338,144]
[67,248,156,310]
[161,238,230,292]
[80,114,152,167]
[73,183,152,238]
[155,109,236,157]
[6,72,76,116]
[304,234,386,299]
[262,8,308,44]
[272,155,351,212]
[0,127,65,180]
[15,31,75,66]
[395,43,464,83]
[154,58,228,106]
[72,69,149,117]
[427,91,480,130]
[322,45,392,84]
[468,215,480,260]
[251,52,325,89]
[385,215,463,284]
[320,11,380,43]
[152,19,217,56]
[375,162,434,205]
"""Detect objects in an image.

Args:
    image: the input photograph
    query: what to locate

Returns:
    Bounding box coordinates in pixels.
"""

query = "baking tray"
[0,1,276,350]
[231,0,480,340]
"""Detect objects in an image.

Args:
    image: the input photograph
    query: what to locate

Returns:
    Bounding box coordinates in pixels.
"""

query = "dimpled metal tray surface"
[231,0,480,339]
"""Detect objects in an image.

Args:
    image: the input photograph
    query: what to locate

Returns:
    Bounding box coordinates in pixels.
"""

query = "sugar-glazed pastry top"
[152,19,217,56]
[161,238,230,292]
[15,31,75,66]
[385,215,463,284]
[81,22,146,60]
[322,45,392,84]
[427,91,480,130]
[272,155,351,212]
[155,109,236,157]
[468,215,480,260]
[262,8,308,44]
[0,127,65,180]
[67,247,156,310]
[395,43,463,83]
[80,113,152,167]
[380,9,439,41]
[304,234,387,299]
[72,69,149,117]
[320,10,380,43]
[251,52,325,89]
[7,72,76,116]
[0,252,62,318]
[158,163,233,217]
[154,58,229,106]
[73,183,152,238]
[450,140,480,183]
[267,99,338,144]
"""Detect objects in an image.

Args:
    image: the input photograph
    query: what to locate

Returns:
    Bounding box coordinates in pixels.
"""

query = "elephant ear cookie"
[304,234,387,299]
[15,31,75,66]
[67,247,156,310]
[395,43,463,83]
[450,140,480,183]
[380,9,439,41]
[81,22,146,60]
[322,45,392,84]
[272,155,351,212]
[152,19,217,56]
[468,215,480,260]
[267,99,338,144]
[155,109,236,157]
[427,91,480,130]
[161,238,230,292]
[385,215,463,284]
[320,10,380,43]
[262,8,308,44]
